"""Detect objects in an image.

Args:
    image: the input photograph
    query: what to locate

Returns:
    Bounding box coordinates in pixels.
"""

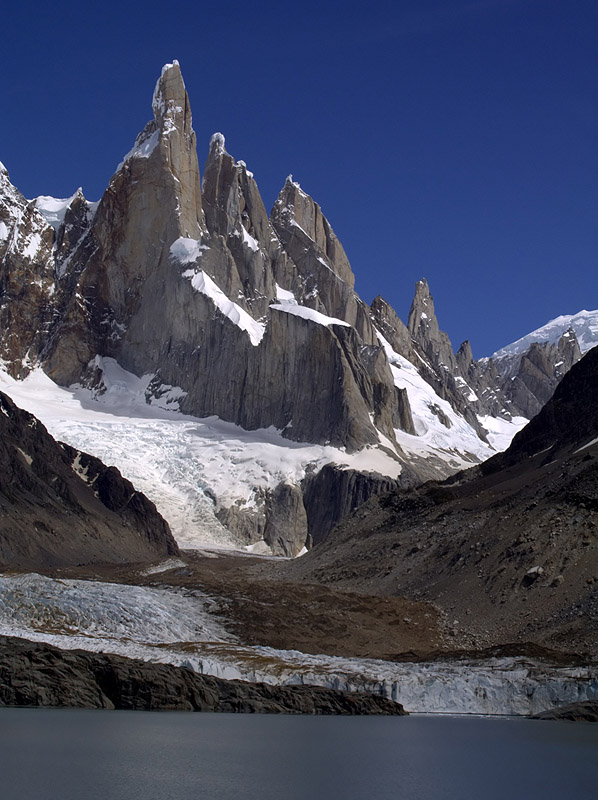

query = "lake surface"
[1,709,597,800]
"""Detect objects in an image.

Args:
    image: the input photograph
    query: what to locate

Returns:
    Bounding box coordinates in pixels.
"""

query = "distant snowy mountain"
[493,309,598,357]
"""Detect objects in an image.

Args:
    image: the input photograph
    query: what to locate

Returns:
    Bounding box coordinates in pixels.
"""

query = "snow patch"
[0,221,10,241]
[182,269,266,346]
[22,232,42,260]
[376,330,525,468]
[574,435,598,454]
[236,160,254,178]
[275,285,298,305]
[118,128,159,169]
[169,236,209,264]
[241,227,259,252]
[210,132,226,154]
[270,303,350,328]
[34,193,78,231]
[494,309,598,357]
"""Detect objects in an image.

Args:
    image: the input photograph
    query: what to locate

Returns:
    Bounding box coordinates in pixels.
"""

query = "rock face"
[489,330,582,418]
[302,464,415,546]
[0,636,405,715]
[484,344,598,471]
[0,391,178,568]
[375,277,584,427]
[26,64,395,456]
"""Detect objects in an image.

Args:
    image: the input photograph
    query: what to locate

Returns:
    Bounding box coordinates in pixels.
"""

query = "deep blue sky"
[1,0,596,357]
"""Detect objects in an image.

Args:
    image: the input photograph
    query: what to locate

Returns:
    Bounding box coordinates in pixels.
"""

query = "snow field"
[0,360,402,550]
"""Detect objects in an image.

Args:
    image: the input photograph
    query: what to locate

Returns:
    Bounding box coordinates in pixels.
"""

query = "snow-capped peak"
[33,192,81,232]
[210,132,226,155]
[493,309,598,358]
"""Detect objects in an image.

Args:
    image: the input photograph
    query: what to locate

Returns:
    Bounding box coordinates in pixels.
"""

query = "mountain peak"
[152,61,187,122]
[408,277,437,337]
[271,179,355,290]
[209,132,227,156]
[493,309,598,358]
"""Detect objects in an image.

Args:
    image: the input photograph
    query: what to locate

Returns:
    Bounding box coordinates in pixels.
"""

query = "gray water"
[0,709,597,800]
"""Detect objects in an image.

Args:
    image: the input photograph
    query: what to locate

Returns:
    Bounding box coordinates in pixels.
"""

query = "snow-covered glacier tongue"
[0,572,595,716]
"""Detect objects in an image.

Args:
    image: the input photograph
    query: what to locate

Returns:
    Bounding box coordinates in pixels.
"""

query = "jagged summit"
[271,177,355,290]
[209,131,226,155]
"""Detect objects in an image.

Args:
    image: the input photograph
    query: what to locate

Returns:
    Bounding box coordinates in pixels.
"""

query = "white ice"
[376,330,525,469]
[34,193,79,231]
[270,303,350,328]
[169,236,208,264]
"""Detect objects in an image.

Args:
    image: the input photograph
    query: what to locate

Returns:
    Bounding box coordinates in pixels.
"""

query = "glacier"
[0,571,595,716]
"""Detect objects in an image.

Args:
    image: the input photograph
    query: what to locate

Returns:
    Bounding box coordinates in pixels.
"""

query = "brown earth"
[47,550,448,662]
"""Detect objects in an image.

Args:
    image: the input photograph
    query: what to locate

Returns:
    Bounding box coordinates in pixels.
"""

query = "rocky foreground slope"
[0,636,403,714]
[1,61,591,554]
[0,389,178,568]
[277,346,598,655]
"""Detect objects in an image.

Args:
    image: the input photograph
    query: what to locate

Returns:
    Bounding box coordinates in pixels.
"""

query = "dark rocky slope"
[282,347,598,655]
[0,636,404,715]
[532,701,598,722]
[0,391,178,568]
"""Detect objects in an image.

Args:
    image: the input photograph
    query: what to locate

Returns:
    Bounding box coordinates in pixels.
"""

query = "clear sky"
[1,0,596,357]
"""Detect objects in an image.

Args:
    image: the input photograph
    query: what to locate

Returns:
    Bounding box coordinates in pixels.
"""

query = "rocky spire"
[269,177,377,344]
[271,175,354,288]
[0,164,56,376]
[369,295,415,362]
[408,279,456,371]
[456,340,474,375]
[200,132,280,315]
[150,60,206,238]
[44,61,209,384]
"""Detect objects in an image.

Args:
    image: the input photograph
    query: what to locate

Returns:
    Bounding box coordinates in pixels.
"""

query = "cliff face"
[19,63,395,456]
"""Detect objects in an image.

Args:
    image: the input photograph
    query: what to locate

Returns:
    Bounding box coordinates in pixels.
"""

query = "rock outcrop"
[532,701,598,722]
[373,278,584,430]
[0,391,178,568]
[0,636,406,715]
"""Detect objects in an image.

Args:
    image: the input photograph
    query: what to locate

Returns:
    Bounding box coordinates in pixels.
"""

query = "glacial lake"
[1,709,597,799]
